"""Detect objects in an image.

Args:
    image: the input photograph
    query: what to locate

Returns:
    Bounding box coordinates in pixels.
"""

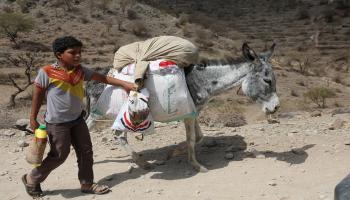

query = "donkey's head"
[241,43,280,114]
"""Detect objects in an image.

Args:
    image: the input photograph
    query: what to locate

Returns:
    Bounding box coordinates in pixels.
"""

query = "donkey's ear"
[260,43,276,62]
[242,43,259,62]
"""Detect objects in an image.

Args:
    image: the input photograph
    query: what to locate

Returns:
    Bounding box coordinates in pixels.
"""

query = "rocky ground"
[1,109,350,200]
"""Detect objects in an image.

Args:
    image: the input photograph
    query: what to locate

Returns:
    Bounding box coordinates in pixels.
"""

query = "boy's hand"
[30,117,40,131]
[91,72,139,92]
[122,82,138,93]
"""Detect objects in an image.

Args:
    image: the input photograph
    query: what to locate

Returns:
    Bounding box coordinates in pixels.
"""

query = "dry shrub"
[189,13,215,30]
[0,12,35,48]
[296,7,310,20]
[297,80,306,86]
[80,17,90,24]
[0,72,10,84]
[120,0,135,14]
[322,8,335,23]
[182,23,192,37]
[175,13,189,27]
[335,0,350,9]
[131,20,148,37]
[332,74,343,84]
[2,6,14,13]
[304,87,335,108]
[16,0,31,13]
[334,101,342,107]
[112,44,120,53]
[127,9,138,20]
[194,28,214,49]
[4,52,41,107]
[335,88,342,93]
[35,10,44,18]
[19,40,50,52]
[291,89,299,97]
[98,0,113,13]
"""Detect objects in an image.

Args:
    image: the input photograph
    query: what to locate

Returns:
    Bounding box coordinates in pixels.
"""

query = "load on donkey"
[85,35,280,172]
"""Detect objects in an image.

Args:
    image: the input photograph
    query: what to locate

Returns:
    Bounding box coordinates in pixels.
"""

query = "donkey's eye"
[265,71,269,76]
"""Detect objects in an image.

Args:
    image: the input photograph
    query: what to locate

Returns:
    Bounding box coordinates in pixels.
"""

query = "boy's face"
[57,47,82,67]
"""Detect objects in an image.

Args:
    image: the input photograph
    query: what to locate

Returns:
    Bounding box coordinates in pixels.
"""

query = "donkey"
[85,43,279,172]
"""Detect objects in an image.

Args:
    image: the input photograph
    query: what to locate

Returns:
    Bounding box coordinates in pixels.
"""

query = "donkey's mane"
[198,55,247,67]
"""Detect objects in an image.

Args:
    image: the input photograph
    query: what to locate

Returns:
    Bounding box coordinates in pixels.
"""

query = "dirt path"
[0,111,349,200]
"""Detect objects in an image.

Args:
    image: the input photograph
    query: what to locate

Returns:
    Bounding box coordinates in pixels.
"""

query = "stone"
[17,140,29,147]
[256,154,266,159]
[268,181,277,186]
[278,112,295,119]
[310,110,322,117]
[204,140,217,148]
[225,152,234,160]
[20,131,27,137]
[329,119,346,130]
[331,107,350,116]
[145,189,152,193]
[0,171,8,176]
[214,131,225,135]
[15,119,30,130]
[154,122,168,128]
[267,118,280,124]
[0,129,16,137]
[127,164,137,173]
[101,137,108,143]
[154,160,165,166]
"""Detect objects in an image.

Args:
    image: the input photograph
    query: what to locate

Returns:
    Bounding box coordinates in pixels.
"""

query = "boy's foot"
[81,183,110,195]
[21,174,43,197]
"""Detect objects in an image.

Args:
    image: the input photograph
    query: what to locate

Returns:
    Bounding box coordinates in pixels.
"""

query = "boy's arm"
[30,86,46,131]
[90,72,138,93]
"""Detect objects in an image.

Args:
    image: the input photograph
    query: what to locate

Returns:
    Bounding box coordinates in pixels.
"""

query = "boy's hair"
[52,36,83,56]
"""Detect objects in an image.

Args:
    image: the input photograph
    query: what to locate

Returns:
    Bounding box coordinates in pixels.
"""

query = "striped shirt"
[34,63,93,123]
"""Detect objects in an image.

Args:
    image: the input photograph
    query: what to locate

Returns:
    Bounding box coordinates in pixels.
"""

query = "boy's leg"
[71,116,109,194]
[27,122,72,184]
[70,117,94,185]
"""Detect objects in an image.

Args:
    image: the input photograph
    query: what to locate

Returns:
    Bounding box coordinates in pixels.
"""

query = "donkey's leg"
[184,118,208,172]
[194,118,204,144]
[86,113,98,130]
[113,130,153,170]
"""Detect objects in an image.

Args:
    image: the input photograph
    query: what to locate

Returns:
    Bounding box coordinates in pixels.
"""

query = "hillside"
[0,0,349,125]
[0,0,350,199]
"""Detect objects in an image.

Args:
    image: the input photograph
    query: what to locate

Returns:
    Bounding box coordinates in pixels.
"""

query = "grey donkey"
[85,43,279,172]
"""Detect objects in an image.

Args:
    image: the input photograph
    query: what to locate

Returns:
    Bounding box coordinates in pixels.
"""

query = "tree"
[5,52,41,107]
[304,87,335,108]
[0,12,35,48]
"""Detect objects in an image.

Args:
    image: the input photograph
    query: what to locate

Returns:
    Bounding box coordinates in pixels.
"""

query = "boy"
[22,36,137,197]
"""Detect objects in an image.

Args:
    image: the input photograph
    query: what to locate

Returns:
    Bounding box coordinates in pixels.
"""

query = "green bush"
[0,12,34,48]
[304,87,335,108]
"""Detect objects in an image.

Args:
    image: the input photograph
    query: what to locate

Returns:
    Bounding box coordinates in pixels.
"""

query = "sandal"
[81,183,110,195]
[21,174,43,197]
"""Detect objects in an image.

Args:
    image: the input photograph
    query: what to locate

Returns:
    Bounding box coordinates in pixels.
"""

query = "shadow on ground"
[47,135,315,198]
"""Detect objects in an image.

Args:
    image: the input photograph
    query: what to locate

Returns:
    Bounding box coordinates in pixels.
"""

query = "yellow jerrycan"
[25,125,48,167]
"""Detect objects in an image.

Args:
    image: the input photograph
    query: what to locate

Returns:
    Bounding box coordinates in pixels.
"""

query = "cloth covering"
[113,36,199,81]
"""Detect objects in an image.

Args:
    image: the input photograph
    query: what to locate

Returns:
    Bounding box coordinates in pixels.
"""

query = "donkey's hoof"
[196,136,204,145]
[135,160,154,170]
[193,165,208,173]
[198,166,209,173]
